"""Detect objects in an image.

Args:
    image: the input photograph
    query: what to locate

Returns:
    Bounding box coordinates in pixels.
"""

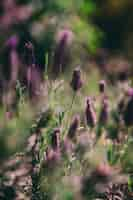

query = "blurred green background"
[1,0,133,68]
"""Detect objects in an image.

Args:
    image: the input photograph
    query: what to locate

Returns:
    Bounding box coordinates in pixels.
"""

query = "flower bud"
[24,41,36,66]
[68,115,80,139]
[85,97,97,127]
[99,98,109,125]
[51,128,60,150]
[127,88,133,97]
[6,35,20,84]
[53,29,73,74]
[99,80,106,93]
[6,35,19,49]
[45,147,61,169]
[70,67,83,92]
[118,98,125,114]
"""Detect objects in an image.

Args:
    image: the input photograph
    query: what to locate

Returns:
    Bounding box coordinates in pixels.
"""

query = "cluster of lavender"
[36,68,132,199]
[0,0,33,29]
[0,36,44,119]
[0,38,133,199]
[42,71,106,167]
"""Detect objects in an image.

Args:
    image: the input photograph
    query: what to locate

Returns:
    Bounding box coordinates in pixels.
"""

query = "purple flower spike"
[51,128,60,150]
[70,67,83,92]
[24,41,36,66]
[99,80,106,93]
[127,88,133,97]
[53,29,73,74]
[85,97,97,128]
[99,98,109,125]
[6,35,19,49]
[45,147,61,168]
[68,115,80,139]
[57,29,73,44]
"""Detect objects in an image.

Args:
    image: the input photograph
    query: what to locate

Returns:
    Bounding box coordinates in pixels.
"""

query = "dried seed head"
[85,97,97,127]
[70,67,83,92]
[99,80,106,93]
[51,128,60,150]
[68,115,80,139]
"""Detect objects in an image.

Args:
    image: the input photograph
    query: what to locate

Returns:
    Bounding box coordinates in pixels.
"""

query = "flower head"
[24,41,36,66]
[99,98,109,125]
[56,29,73,45]
[99,80,106,93]
[85,97,97,127]
[51,128,60,150]
[6,35,19,49]
[68,115,80,139]
[70,67,83,92]
[53,29,73,74]
[127,87,133,97]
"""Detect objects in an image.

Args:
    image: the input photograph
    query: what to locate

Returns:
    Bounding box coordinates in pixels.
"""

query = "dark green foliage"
[124,98,133,126]
[107,144,120,165]
[31,109,53,133]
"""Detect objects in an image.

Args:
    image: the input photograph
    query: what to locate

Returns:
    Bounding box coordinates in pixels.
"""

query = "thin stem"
[63,91,76,136]
[45,53,49,80]
[59,63,62,74]
[70,91,76,111]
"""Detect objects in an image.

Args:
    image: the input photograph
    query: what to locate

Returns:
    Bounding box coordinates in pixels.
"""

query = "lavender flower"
[10,50,19,84]
[24,42,42,99]
[44,129,61,168]
[0,2,33,28]
[81,163,113,197]
[6,35,20,84]
[6,35,19,49]
[99,98,109,125]
[5,111,13,120]
[127,88,133,97]
[99,80,106,93]
[70,67,83,92]
[118,98,125,114]
[53,29,73,74]
[57,29,73,45]
[51,128,60,150]
[85,97,97,128]
[68,115,80,139]
[45,147,61,168]
[63,137,75,156]
[24,41,36,66]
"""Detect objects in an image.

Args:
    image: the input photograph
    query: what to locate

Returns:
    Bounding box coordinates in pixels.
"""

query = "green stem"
[45,53,49,80]
[70,91,76,111]
[63,91,76,135]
